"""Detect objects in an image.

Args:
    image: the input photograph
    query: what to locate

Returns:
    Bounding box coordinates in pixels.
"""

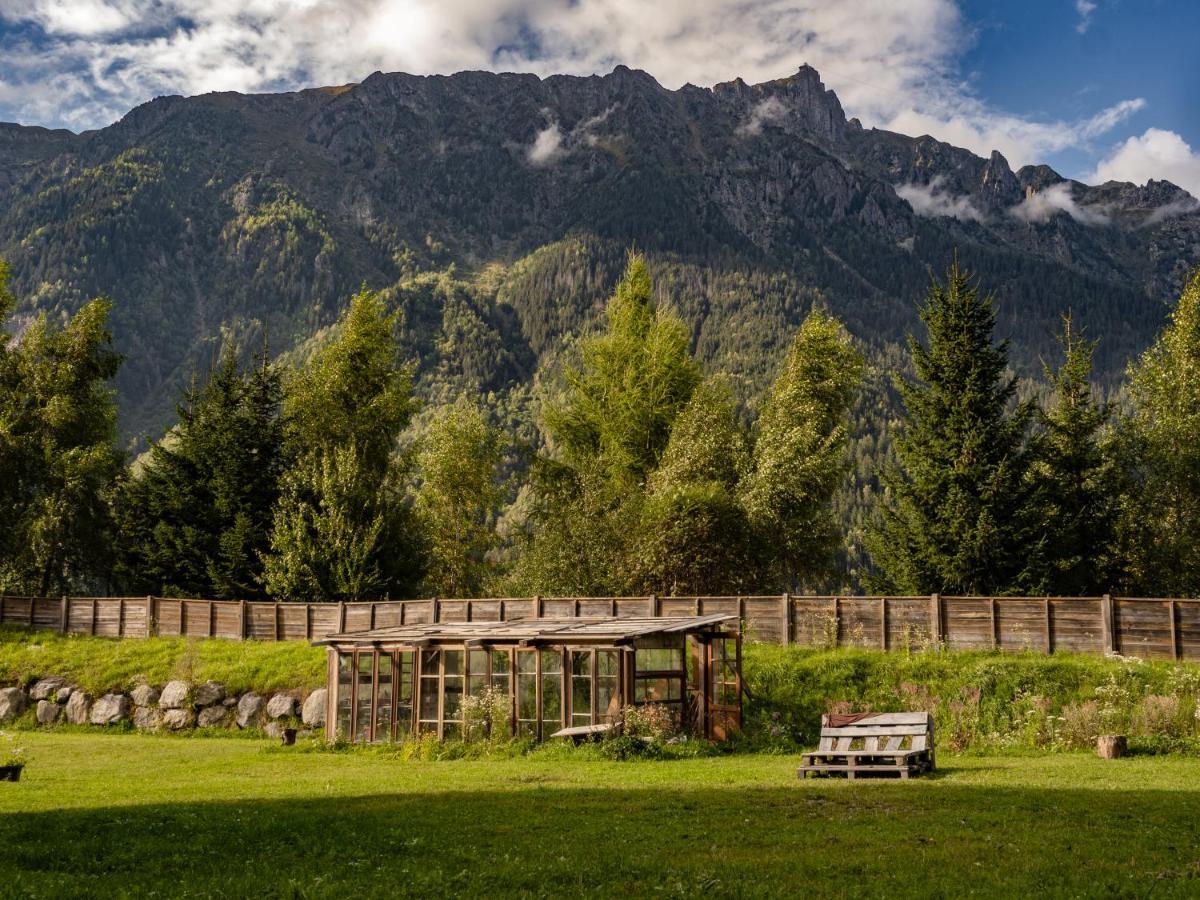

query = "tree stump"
[1097,734,1127,759]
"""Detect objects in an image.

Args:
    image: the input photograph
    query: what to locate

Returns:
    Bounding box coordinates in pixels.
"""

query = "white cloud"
[0,0,1148,169]
[737,96,786,137]
[1009,182,1109,226]
[1091,128,1200,200]
[895,176,984,222]
[527,122,564,165]
[1075,0,1097,34]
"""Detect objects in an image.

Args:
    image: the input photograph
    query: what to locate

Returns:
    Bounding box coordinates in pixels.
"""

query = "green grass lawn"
[3,733,1200,898]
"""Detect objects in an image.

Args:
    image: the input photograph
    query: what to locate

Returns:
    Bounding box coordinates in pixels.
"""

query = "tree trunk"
[1097,734,1127,759]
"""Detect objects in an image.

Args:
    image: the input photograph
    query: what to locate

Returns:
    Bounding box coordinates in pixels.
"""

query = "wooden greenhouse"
[314,615,742,743]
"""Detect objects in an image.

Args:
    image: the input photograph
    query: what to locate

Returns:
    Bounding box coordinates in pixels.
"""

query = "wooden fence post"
[1101,594,1115,655]
[273,603,280,641]
[432,597,441,623]
[118,597,126,637]
[880,597,887,650]
[534,595,543,618]
[990,597,998,650]
[650,594,659,617]
[782,593,791,645]
[833,597,841,648]
[338,601,347,633]
[90,596,97,636]
[1043,598,1053,654]
[60,595,69,633]
[0,593,5,626]
[29,596,36,627]
[929,594,942,648]
[147,596,155,637]
[1169,600,1178,661]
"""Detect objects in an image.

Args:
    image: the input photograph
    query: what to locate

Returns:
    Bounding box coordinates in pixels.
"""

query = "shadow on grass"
[4,779,1200,897]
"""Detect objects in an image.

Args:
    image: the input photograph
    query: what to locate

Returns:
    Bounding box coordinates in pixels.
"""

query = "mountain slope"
[1,65,1197,441]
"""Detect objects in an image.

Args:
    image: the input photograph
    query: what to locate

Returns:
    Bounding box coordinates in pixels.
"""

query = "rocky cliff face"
[0,65,1197,439]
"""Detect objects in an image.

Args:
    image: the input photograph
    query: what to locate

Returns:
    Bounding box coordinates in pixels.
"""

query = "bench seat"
[798,712,935,780]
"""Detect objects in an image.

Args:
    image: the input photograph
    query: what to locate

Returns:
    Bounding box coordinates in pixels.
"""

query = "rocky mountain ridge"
[1,64,1197,440]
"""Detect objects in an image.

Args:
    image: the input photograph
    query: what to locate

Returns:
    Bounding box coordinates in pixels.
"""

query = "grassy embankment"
[3,732,1200,897]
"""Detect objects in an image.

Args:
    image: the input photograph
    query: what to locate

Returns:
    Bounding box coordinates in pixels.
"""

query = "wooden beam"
[782,593,791,645]
[90,596,97,636]
[1101,594,1115,655]
[990,597,998,650]
[879,597,887,650]
[60,595,68,634]
[1043,598,1052,654]
[929,594,942,647]
[118,597,126,637]
[147,596,155,637]
[1169,600,1178,661]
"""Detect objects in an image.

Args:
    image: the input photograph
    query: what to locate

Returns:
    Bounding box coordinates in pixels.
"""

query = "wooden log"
[1097,734,1127,759]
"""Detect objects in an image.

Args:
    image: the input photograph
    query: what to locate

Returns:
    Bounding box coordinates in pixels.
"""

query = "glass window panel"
[336,653,353,739]
[419,675,440,724]
[421,649,440,671]
[597,650,620,723]
[571,651,592,726]
[635,676,681,703]
[541,650,562,734]
[517,651,538,728]
[491,649,511,694]
[375,653,393,742]
[397,651,415,703]
[355,653,374,742]
[468,650,489,697]
[443,673,464,723]
[636,647,683,672]
[443,649,462,676]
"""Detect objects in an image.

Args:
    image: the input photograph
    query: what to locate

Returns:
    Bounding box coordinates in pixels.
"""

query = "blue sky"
[1,0,1197,193]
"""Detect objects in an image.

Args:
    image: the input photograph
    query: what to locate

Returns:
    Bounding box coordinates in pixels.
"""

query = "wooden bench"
[798,712,935,780]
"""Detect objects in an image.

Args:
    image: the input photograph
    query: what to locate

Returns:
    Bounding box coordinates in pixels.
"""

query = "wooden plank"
[1044,597,1052,653]
[60,595,68,633]
[825,711,931,726]
[90,596,97,636]
[930,594,942,646]
[879,597,886,650]
[990,597,997,649]
[782,593,791,645]
[1101,594,1115,654]
[821,725,930,737]
[1170,600,1178,661]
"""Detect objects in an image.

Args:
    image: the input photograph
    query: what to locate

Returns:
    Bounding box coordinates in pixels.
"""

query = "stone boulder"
[90,693,131,725]
[197,706,228,728]
[130,684,160,708]
[0,687,26,722]
[236,693,265,729]
[64,691,91,725]
[30,677,67,701]
[193,681,225,708]
[56,686,75,704]
[162,708,195,730]
[301,689,327,727]
[158,680,191,710]
[266,693,299,720]
[36,699,61,726]
[133,706,162,731]
[263,721,288,740]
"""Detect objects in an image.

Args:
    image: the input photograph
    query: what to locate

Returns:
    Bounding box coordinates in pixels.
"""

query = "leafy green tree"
[0,262,124,595]
[869,261,1037,595]
[742,309,863,587]
[543,253,700,484]
[1121,269,1200,595]
[116,347,286,597]
[1026,315,1124,594]
[414,396,507,597]
[511,254,700,594]
[263,288,421,600]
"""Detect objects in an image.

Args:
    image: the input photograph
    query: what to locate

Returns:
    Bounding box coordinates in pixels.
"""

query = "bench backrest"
[817,712,934,753]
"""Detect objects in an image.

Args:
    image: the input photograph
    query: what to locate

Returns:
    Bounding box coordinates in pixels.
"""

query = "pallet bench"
[798,712,935,780]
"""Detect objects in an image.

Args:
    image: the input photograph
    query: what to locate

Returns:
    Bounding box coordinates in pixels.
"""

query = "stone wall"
[0,678,326,737]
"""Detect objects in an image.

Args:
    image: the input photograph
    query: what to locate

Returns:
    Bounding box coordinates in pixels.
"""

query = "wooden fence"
[1,593,1198,661]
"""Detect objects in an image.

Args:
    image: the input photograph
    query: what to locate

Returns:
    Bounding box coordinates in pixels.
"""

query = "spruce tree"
[870,261,1037,595]
[116,347,286,598]
[1122,269,1200,595]
[262,288,421,600]
[1026,315,1123,594]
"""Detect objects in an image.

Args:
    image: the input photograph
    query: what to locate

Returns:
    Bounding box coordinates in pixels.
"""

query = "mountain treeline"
[3,251,1200,600]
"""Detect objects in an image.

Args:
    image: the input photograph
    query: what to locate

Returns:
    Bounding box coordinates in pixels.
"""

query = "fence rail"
[1,593,1198,661]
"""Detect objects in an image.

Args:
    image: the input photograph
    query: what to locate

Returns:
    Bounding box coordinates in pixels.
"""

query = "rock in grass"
[301,689,327,727]
[162,708,195,730]
[90,694,131,725]
[263,721,287,740]
[159,680,191,710]
[56,686,74,704]
[0,687,26,722]
[36,699,61,725]
[30,677,66,701]
[133,706,162,731]
[130,684,160,708]
[193,681,225,708]
[64,691,91,725]
[236,693,264,729]
[266,693,298,720]
[197,706,228,728]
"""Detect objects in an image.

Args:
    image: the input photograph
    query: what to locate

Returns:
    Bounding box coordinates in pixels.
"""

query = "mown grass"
[0,626,327,695]
[3,732,1200,897]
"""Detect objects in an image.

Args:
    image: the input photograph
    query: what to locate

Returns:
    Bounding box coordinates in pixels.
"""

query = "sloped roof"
[313,614,736,648]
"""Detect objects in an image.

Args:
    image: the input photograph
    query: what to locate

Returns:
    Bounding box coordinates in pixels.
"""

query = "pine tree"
[116,347,286,597]
[869,261,1037,595]
[414,396,506,598]
[262,288,421,600]
[1026,315,1124,594]
[742,309,863,588]
[1122,269,1200,595]
[0,266,124,594]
